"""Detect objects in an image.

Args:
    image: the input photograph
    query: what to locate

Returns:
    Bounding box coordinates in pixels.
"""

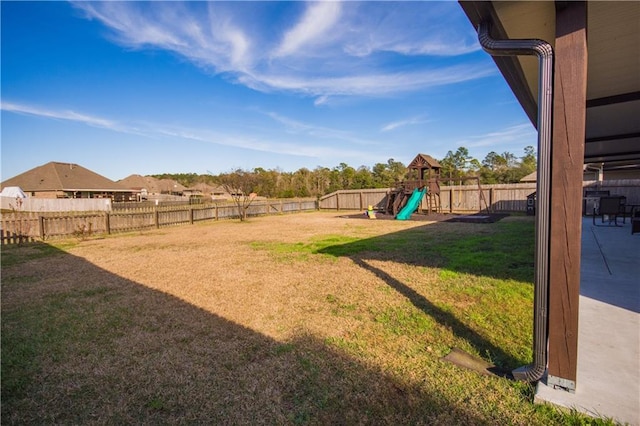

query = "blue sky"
[1,1,536,181]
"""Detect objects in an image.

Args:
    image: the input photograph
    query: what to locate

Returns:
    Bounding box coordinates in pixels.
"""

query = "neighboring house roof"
[118,174,150,190]
[120,177,229,197]
[185,183,211,194]
[1,162,130,192]
[185,183,229,196]
[520,171,537,182]
[408,154,442,170]
[210,185,228,195]
[118,175,186,194]
[157,179,186,193]
[189,182,214,193]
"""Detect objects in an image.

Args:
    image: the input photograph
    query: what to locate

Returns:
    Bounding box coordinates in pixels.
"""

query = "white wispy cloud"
[154,124,367,160]
[77,2,186,49]
[73,1,254,73]
[1,100,372,160]
[454,123,537,149]
[341,3,481,57]
[2,101,120,130]
[70,1,491,102]
[345,40,479,57]
[272,2,342,58]
[263,111,377,146]
[381,116,429,132]
[244,64,495,98]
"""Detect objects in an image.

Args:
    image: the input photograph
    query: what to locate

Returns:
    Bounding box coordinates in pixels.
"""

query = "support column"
[547,1,587,392]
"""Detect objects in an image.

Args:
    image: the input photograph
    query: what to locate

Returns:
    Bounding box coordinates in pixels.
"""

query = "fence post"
[336,192,340,211]
[39,215,45,240]
[489,188,495,210]
[189,206,194,224]
[105,212,111,235]
[215,205,219,221]
[359,192,364,211]
[155,209,160,229]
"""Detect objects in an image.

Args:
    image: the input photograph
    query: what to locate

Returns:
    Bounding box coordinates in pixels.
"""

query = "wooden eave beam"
[586,91,640,108]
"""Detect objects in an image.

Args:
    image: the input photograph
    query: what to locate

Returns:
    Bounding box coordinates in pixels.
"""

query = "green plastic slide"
[396,188,426,220]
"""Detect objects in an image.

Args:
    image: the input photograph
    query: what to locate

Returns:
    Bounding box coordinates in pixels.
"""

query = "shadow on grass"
[317,219,536,370]
[1,242,485,425]
[321,218,535,282]
[351,257,517,373]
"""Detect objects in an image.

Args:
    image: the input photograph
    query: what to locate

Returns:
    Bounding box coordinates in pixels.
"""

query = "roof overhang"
[61,188,135,192]
[460,1,640,172]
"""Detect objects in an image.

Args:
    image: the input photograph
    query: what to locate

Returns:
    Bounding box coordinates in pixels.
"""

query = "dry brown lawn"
[2,212,592,424]
[61,212,436,339]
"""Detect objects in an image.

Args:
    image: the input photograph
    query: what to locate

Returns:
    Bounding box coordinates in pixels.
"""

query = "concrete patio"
[536,217,640,425]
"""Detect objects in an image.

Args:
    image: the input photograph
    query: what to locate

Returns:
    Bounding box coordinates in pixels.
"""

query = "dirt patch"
[444,213,510,223]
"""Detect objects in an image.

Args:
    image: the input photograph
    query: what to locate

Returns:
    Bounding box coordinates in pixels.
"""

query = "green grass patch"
[274,343,296,355]
[1,241,77,268]
[324,336,366,355]
[438,269,460,280]
[251,234,373,261]
[1,286,132,405]
[375,306,435,336]
[430,220,535,282]
[253,230,433,262]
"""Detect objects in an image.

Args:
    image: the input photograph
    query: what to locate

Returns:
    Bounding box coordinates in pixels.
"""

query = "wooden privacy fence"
[583,180,640,205]
[318,188,392,211]
[1,199,317,245]
[318,184,538,213]
[318,180,640,213]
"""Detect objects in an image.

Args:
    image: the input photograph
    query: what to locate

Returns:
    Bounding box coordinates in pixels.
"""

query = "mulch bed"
[340,212,510,223]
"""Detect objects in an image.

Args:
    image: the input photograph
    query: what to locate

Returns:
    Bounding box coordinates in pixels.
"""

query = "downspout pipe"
[478,21,553,382]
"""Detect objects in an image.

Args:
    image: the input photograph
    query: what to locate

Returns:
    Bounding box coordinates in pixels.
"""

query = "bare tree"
[218,169,259,221]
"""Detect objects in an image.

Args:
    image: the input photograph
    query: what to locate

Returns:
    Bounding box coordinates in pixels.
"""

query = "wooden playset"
[385,153,490,218]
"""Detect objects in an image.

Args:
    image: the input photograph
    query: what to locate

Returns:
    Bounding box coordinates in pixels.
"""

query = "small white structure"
[1,186,27,198]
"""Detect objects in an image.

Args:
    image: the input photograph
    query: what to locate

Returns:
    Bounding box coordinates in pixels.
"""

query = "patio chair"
[632,206,640,235]
[593,196,625,226]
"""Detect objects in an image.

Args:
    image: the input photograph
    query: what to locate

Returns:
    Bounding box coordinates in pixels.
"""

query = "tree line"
[151,146,536,199]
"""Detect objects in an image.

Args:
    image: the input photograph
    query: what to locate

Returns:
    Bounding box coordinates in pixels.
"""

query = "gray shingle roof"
[118,175,187,194]
[1,162,129,192]
[118,174,150,190]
